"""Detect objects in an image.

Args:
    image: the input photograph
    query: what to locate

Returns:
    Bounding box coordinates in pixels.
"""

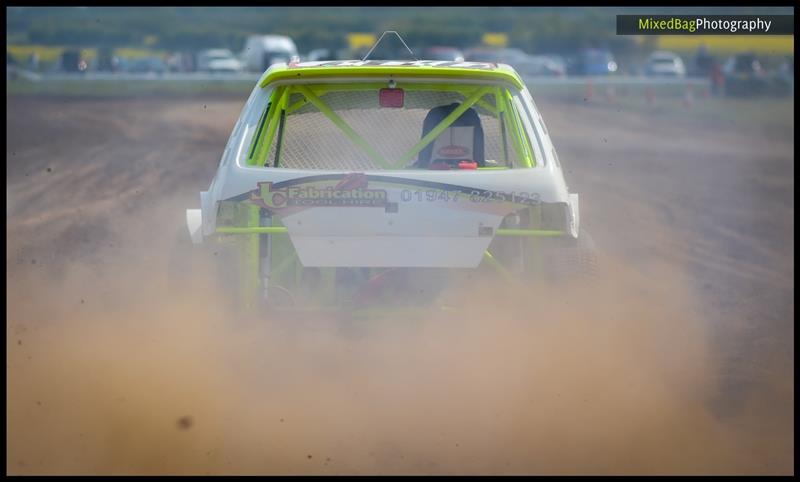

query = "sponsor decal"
[249,173,388,210]
[226,174,544,208]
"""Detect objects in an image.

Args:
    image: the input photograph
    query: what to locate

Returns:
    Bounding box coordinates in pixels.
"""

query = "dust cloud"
[6,93,793,475]
[6,197,791,475]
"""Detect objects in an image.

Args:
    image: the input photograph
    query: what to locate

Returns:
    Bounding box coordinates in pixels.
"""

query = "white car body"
[187,61,580,269]
[644,51,687,77]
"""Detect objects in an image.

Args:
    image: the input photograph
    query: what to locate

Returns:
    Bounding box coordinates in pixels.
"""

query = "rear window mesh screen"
[266,89,518,170]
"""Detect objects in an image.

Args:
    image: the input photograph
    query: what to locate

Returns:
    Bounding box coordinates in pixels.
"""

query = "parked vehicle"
[566,48,618,76]
[242,35,298,73]
[723,53,768,96]
[197,49,243,73]
[644,51,686,78]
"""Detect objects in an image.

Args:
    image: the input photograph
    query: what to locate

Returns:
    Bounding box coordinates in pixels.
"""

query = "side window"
[517,90,552,167]
[231,87,271,167]
[510,94,544,167]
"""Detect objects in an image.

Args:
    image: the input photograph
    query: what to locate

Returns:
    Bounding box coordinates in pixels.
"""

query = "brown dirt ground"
[6,93,793,475]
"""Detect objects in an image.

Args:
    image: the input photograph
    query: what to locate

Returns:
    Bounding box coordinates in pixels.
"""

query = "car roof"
[259,60,525,90]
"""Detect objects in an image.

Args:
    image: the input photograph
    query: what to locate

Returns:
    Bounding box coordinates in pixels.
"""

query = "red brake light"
[379,88,404,108]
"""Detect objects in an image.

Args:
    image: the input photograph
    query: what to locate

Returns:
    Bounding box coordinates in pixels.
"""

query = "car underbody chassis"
[186,59,588,313]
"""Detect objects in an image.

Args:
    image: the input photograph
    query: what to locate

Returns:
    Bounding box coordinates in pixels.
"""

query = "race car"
[184,55,594,312]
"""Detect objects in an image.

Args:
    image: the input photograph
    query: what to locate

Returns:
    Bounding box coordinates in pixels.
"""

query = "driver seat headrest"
[417,103,485,168]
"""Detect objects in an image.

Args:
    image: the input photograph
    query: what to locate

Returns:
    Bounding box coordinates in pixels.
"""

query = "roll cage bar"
[245,80,537,169]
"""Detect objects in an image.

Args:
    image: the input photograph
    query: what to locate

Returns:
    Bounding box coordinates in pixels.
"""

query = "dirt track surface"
[6,93,793,474]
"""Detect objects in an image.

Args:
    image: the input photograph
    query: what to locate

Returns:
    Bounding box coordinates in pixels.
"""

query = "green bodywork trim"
[260,64,525,90]
[247,87,285,167]
[508,91,536,168]
[286,97,309,115]
[495,87,510,166]
[247,103,270,162]
[295,85,392,169]
[475,98,497,116]
[273,108,287,167]
[397,86,493,167]
[259,87,289,167]
[496,88,534,168]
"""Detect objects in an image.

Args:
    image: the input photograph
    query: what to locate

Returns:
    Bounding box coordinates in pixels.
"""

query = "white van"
[242,35,298,73]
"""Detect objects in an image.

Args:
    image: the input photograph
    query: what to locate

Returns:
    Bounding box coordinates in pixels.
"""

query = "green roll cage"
[245,81,537,170]
[216,77,566,309]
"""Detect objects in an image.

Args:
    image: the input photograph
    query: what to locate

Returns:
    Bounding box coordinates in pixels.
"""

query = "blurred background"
[6,6,794,475]
[6,6,794,99]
